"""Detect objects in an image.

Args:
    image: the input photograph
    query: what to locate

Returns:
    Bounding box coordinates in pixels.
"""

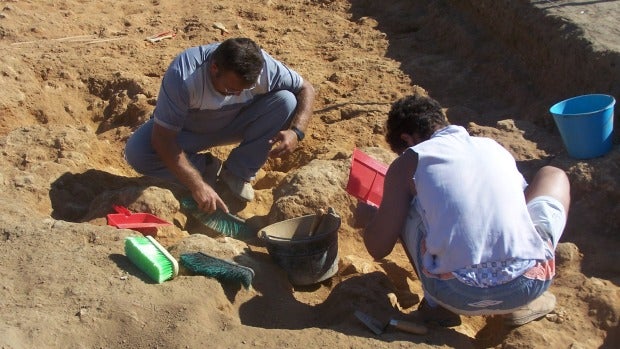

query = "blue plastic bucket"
[550,94,615,159]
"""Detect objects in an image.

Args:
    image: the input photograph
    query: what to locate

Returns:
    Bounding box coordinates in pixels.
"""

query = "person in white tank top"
[363,93,570,327]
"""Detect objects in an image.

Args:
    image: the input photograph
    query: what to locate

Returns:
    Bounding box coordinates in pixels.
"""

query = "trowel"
[354,310,428,335]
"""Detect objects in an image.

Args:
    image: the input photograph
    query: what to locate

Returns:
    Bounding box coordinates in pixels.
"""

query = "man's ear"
[400,133,425,147]
[210,62,219,75]
[400,133,419,147]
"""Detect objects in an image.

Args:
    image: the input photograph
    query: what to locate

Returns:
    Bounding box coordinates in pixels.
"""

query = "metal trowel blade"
[354,310,386,335]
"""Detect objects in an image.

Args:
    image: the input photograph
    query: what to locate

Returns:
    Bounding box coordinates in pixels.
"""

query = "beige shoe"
[220,169,254,202]
[203,153,222,186]
[503,291,556,326]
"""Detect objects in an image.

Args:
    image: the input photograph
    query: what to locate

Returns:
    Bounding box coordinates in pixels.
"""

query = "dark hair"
[212,38,264,84]
[385,93,449,153]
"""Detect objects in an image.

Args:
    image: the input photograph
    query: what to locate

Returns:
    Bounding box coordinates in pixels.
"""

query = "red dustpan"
[107,205,171,236]
[346,148,388,207]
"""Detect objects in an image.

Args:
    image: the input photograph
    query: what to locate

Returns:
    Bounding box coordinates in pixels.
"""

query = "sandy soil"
[0,0,618,348]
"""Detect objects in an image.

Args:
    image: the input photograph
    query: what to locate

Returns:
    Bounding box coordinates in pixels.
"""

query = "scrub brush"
[180,252,254,289]
[124,235,179,283]
[180,197,256,241]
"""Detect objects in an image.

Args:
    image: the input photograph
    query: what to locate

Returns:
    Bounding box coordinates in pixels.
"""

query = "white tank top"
[411,125,546,274]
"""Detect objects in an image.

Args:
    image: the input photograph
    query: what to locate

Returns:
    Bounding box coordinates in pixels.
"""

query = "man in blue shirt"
[125,38,315,213]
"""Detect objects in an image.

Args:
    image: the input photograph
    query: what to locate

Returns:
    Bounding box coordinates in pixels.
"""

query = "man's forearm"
[289,80,315,132]
[158,144,204,191]
[151,124,205,192]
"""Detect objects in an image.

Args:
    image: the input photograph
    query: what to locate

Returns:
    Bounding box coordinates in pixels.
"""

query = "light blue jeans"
[402,196,565,316]
[124,90,297,182]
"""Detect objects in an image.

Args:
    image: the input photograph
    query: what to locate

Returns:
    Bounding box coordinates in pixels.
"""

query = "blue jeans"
[401,197,564,316]
[124,90,297,182]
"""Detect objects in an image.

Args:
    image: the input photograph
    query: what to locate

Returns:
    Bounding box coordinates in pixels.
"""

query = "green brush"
[180,252,254,289]
[180,197,256,241]
[124,235,179,283]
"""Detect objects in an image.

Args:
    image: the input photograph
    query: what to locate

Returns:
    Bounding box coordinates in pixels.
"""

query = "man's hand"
[268,129,299,158]
[192,181,229,214]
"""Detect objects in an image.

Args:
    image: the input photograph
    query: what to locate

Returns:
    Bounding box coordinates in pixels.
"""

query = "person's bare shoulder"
[384,149,418,198]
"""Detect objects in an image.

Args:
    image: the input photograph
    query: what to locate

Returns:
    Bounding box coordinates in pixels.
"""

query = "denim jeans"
[124,90,297,182]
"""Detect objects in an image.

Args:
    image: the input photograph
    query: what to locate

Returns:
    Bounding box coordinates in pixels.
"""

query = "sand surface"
[0,1,618,348]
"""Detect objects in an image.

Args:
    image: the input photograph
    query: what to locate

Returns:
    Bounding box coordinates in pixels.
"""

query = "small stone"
[212,22,229,34]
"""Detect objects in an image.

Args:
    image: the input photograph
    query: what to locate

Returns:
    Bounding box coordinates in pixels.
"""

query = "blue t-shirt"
[153,43,304,133]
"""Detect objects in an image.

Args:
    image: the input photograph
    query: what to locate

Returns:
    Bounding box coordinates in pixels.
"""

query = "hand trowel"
[354,310,428,335]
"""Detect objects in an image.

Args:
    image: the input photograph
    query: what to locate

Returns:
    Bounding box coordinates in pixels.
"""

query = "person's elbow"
[299,80,315,97]
[363,230,393,260]
[151,123,177,154]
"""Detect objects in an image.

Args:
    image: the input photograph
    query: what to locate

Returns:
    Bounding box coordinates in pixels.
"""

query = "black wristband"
[290,126,305,141]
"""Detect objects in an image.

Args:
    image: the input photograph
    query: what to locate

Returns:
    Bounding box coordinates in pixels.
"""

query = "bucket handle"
[259,231,293,241]
[259,231,335,242]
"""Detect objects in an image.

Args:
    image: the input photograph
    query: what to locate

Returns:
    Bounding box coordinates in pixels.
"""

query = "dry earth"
[0,0,618,348]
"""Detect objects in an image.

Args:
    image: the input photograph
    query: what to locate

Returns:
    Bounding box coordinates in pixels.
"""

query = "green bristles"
[124,236,179,283]
[180,252,254,289]
[180,198,256,240]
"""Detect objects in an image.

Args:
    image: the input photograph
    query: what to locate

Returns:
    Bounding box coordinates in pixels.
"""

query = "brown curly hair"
[385,93,449,153]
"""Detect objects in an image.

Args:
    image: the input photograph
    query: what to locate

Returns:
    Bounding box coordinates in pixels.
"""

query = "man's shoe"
[503,291,556,327]
[203,153,222,186]
[220,169,254,202]
[417,298,462,327]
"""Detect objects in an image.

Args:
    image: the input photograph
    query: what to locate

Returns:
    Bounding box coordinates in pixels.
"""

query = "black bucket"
[259,212,340,286]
